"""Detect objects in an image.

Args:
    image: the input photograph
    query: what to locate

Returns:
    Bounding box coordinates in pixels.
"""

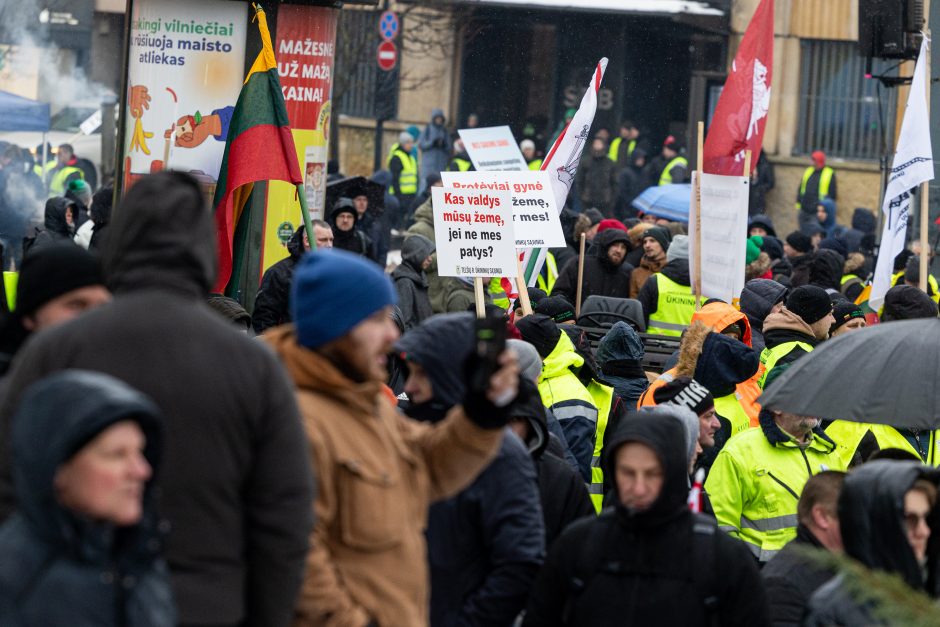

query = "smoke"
[0,158,44,270]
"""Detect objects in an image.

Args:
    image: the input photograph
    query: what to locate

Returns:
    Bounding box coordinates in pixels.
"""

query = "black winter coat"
[25,197,76,256]
[252,226,306,333]
[575,153,619,216]
[523,414,769,627]
[739,279,788,353]
[761,525,835,626]
[788,253,814,288]
[553,229,634,307]
[0,371,175,626]
[392,234,435,330]
[0,172,315,627]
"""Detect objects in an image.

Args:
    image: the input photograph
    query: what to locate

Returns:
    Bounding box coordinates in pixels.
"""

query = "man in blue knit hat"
[263,248,520,627]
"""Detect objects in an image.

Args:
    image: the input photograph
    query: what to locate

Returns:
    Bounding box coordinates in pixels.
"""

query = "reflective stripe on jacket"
[647,273,697,336]
[586,379,614,513]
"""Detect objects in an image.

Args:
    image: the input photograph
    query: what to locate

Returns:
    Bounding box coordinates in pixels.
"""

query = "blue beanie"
[291,249,397,349]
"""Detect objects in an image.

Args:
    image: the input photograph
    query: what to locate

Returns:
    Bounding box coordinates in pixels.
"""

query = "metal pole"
[920,17,933,292]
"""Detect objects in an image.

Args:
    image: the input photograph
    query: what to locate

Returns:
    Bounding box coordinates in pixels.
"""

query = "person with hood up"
[25,196,77,255]
[638,235,698,335]
[745,235,773,281]
[761,470,846,626]
[88,184,113,251]
[329,197,370,257]
[522,411,769,627]
[595,321,649,409]
[351,189,389,266]
[881,284,939,321]
[370,169,401,235]
[814,198,837,237]
[740,278,788,352]
[418,108,452,190]
[68,179,95,247]
[705,406,845,564]
[0,171,315,627]
[396,313,544,626]
[809,247,845,294]
[748,214,777,238]
[552,228,634,308]
[758,285,834,388]
[804,461,940,625]
[840,248,868,302]
[575,136,619,217]
[515,314,609,510]
[266,254,518,627]
[843,207,877,255]
[392,234,435,330]
[252,220,333,334]
[507,378,594,548]
[628,225,670,298]
[0,371,174,626]
[760,236,793,285]
[783,231,815,287]
[796,150,837,232]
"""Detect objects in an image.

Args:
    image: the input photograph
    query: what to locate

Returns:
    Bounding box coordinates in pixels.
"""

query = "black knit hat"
[534,296,576,323]
[515,314,562,358]
[786,285,832,324]
[653,376,714,416]
[17,243,104,318]
[830,301,865,333]
[641,226,672,253]
[881,285,938,322]
[583,208,604,227]
[785,231,812,254]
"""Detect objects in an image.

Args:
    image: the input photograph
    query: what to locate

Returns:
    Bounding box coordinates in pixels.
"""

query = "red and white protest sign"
[431,187,517,278]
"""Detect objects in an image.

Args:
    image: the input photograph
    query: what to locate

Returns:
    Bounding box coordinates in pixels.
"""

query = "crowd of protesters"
[0,108,939,627]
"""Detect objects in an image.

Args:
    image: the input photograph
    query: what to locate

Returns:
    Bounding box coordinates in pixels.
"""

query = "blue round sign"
[379,11,399,41]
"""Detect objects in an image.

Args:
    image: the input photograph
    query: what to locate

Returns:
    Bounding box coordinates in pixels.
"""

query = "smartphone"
[469,315,506,397]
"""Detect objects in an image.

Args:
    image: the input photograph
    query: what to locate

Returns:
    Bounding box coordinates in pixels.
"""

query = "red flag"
[702,0,774,176]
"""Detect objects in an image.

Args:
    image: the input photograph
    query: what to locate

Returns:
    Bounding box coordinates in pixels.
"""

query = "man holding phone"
[263,250,520,627]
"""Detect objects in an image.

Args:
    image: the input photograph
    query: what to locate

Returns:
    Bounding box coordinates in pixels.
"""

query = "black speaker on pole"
[858,0,924,60]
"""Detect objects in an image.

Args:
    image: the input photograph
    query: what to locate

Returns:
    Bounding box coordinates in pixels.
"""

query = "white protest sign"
[688,171,750,304]
[79,109,103,135]
[441,171,565,249]
[431,187,517,278]
[458,125,527,171]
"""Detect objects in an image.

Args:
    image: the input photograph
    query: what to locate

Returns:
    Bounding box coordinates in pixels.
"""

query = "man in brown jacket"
[264,249,519,627]
[629,226,670,298]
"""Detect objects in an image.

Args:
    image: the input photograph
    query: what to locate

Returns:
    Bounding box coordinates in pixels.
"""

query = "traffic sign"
[379,11,399,41]
[377,40,397,71]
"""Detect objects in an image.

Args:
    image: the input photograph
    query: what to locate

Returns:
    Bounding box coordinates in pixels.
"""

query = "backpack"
[563,512,720,626]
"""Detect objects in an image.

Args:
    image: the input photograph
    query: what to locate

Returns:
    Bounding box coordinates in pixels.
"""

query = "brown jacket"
[629,255,665,298]
[264,326,503,627]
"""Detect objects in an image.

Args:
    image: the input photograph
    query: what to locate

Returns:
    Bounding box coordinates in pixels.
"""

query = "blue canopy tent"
[0,90,50,132]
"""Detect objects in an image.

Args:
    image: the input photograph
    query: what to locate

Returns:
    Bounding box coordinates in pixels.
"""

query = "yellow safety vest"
[796,166,834,209]
[714,393,752,438]
[658,156,688,186]
[49,165,84,196]
[586,379,614,513]
[607,137,637,163]
[537,252,558,294]
[3,271,17,312]
[386,144,417,195]
[527,159,543,171]
[647,273,698,336]
[451,157,472,172]
[892,269,940,304]
[488,277,510,310]
[826,421,940,467]
[705,427,844,562]
[757,340,815,389]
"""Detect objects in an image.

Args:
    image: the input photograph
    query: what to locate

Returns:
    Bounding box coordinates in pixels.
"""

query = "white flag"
[520,58,608,288]
[870,37,934,309]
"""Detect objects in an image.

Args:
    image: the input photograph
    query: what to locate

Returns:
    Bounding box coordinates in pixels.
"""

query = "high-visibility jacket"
[658,156,688,186]
[714,393,752,438]
[536,252,558,294]
[705,425,843,562]
[527,159,543,171]
[586,379,614,512]
[891,269,940,304]
[450,157,472,172]
[826,421,940,467]
[3,271,17,312]
[48,165,84,196]
[796,166,834,209]
[607,137,637,163]
[386,144,417,195]
[647,273,698,336]
[488,277,510,310]
[757,340,814,388]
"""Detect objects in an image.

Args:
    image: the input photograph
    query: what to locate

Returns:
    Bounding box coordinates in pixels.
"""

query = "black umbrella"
[759,318,940,429]
[325,176,385,217]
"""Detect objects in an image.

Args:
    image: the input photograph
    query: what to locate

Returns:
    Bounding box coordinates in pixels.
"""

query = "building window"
[797,40,898,161]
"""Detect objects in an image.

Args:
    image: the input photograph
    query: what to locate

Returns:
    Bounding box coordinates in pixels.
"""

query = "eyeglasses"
[904,512,931,533]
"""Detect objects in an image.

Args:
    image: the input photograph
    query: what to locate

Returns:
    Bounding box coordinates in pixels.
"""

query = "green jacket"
[406,198,448,314]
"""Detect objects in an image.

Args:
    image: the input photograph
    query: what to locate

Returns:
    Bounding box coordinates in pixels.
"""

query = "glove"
[461,353,517,430]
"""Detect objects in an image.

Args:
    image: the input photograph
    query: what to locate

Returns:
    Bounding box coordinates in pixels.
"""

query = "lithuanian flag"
[212,4,302,293]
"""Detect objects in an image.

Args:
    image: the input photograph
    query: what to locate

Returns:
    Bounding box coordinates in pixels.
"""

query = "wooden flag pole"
[920,26,932,293]
[575,232,587,319]
[694,121,704,309]
[744,150,753,183]
[473,277,486,319]
[515,256,533,316]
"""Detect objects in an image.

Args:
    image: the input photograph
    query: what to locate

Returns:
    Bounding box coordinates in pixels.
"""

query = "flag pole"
[515,256,533,316]
[474,277,486,318]
[920,26,932,293]
[575,232,586,318]
[296,184,317,251]
[695,121,704,309]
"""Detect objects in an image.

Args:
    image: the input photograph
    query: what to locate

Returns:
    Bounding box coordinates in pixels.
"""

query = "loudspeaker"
[858,0,924,60]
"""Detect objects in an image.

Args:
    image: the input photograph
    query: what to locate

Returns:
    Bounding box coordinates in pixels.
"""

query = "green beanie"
[746,235,764,265]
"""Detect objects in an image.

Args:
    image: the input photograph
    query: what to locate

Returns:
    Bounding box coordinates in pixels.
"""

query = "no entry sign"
[377,40,397,71]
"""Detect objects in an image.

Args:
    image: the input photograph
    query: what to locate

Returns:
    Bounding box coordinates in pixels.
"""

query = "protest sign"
[431,187,516,278]
[688,171,750,304]
[458,126,527,171]
[441,171,565,248]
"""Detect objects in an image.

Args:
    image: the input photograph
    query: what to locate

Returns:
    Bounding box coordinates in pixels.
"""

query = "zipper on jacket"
[767,471,799,500]
[799,449,814,477]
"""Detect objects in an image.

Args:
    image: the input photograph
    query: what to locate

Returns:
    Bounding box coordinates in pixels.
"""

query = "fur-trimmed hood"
[843,252,866,276]
[745,251,773,282]
[675,321,759,397]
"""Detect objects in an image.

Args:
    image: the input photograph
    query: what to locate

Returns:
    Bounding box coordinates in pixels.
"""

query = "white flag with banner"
[870,37,934,310]
[518,58,609,292]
